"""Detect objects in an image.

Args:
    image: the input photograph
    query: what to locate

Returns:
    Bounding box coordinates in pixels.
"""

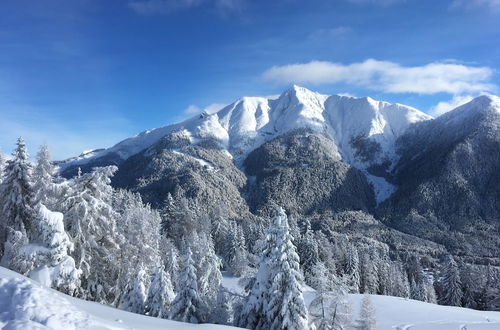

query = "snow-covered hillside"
[2,267,499,330]
[0,267,237,330]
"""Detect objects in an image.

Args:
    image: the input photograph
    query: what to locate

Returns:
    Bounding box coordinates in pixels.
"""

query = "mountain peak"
[440,93,500,122]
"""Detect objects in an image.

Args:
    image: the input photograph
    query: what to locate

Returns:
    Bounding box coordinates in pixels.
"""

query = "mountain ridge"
[58,86,434,202]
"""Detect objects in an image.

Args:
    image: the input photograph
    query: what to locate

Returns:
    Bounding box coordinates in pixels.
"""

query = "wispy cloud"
[450,0,500,13]
[183,103,227,115]
[262,59,496,95]
[128,0,245,15]
[429,94,474,116]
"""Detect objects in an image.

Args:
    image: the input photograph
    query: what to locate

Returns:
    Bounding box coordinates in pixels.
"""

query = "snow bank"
[0,267,237,330]
[0,277,88,330]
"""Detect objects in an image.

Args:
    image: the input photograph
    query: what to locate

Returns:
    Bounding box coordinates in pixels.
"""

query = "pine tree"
[424,278,437,304]
[376,254,390,296]
[388,262,410,298]
[239,207,309,330]
[459,262,478,308]
[120,265,147,314]
[62,165,121,302]
[210,204,230,257]
[160,192,176,235]
[344,245,360,293]
[410,279,427,302]
[225,221,248,276]
[170,247,203,323]
[32,144,56,205]
[309,261,352,330]
[160,237,179,290]
[211,286,232,325]
[356,295,377,330]
[145,264,175,318]
[439,256,463,307]
[268,208,309,330]
[18,204,81,294]
[190,232,222,308]
[360,252,378,294]
[113,189,162,304]
[0,138,36,267]
[297,218,319,278]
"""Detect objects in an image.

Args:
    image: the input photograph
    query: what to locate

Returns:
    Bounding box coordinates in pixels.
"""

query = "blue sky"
[1,0,499,159]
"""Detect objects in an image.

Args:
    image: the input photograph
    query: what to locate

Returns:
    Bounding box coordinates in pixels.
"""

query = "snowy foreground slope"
[0,267,237,330]
[2,267,499,330]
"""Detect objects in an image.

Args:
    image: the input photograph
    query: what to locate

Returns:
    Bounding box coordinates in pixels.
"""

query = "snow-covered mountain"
[59,86,430,171]
[59,85,431,201]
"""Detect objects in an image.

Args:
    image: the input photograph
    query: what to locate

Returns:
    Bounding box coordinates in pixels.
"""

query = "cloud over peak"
[262,59,496,95]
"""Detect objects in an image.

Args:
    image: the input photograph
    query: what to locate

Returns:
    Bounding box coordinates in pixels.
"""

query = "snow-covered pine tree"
[360,251,378,294]
[410,279,427,302]
[225,221,248,277]
[62,165,121,303]
[160,192,176,235]
[113,189,162,304]
[376,254,390,296]
[170,247,203,323]
[190,232,222,310]
[236,208,308,330]
[459,262,478,308]
[0,138,36,268]
[160,237,179,290]
[211,285,232,325]
[424,278,437,304]
[266,208,309,330]
[32,144,56,206]
[439,255,463,307]
[18,204,81,294]
[145,263,175,318]
[356,295,377,330]
[119,265,147,314]
[237,261,269,329]
[344,244,360,293]
[297,218,319,279]
[309,261,352,330]
[388,262,410,298]
[168,198,199,248]
[210,204,230,257]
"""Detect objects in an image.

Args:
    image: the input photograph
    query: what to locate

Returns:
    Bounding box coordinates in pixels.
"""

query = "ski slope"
[1,267,499,330]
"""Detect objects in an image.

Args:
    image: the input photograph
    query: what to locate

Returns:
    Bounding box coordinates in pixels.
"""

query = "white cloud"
[262,59,496,95]
[128,0,245,15]
[429,94,474,116]
[184,104,202,114]
[184,103,226,115]
[450,0,500,13]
